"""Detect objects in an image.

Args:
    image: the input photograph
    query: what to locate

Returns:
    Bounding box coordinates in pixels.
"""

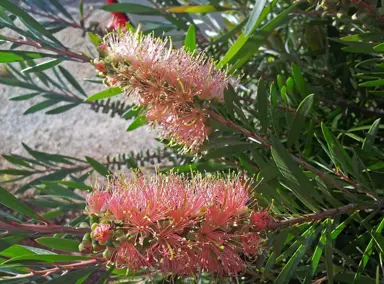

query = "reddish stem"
[268,202,379,230]
[0,221,90,235]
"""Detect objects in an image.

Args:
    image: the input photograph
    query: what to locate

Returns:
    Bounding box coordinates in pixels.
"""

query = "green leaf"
[2,254,89,264]
[21,59,61,73]
[9,92,40,101]
[292,64,309,98]
[0,0,59,44]
[256,78,268,131]
[354,218,384,283]
[359,79,384,87]
[373,42,384,52]
[23,100,59,115]
[50,0,73,20]
[275,225,319,283]
[287,94,314,148]
[85,157,111,177]
[54,181,91,191]
[362,118,381,153]
[204,143,255,159]
[101,3,160,15]
[85,87,122,102]
[167,5,231,13]
[46,104,78,115]
[217,1,294,69]
[321,123,353,174]
[43,267,96,284]
[185,24,196,52]
[36,237,80,252]
[0,186,44,221]
[0,245,55,258]
[127,114,147,131]
[2,155,32,168]
[244,0,267,36]
[88,32,101,47]
[58,66,87,97]
[0,51,57,63]
[271,137,318,211]
[0,77,43,91]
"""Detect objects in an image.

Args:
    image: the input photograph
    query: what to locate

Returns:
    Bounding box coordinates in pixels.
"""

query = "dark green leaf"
[244,0,267,36]
[23,100,59,115]
[362,118,381,153]
[46,103,78,114]
[0,0,59,44]
[0,77,43,91]
[271,137,318,211]
[287,94,314,148]
[256,78,268,131]
[36,237,80,252]
[58,66,87,97]
[292,64,309,98]
[21,59,61,73]
[85,157,111,177]
[0,186,44,221]
[2,254,88,264]
[167,5,232,13]
[9,92,40,101]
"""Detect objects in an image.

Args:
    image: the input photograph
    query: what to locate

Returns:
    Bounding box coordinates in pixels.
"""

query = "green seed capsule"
[90,216,99,225]
[82,233,91,241]
[103,248,114,260]
[91,223,99,231]
[78,222,90,228]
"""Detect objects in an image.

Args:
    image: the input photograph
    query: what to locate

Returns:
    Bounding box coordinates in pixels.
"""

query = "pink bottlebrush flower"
[91,223,111,243]
[85,173,269,277]
[86,190,110,215]
[96,31,236,152]
[241,232,261,257]
[251,210,273,231]
[115,242,151,270]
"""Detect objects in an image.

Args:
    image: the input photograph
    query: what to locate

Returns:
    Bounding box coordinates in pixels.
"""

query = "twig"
[0,221,90,235]
[268,202,380,230]
[2,35,90,63]
[208,111,362,194]
[26,258,103,278]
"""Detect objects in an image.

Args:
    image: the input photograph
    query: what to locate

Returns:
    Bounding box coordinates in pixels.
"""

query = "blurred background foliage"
[0,0,383,283]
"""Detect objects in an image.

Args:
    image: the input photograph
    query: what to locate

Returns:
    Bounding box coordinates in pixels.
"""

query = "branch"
[208,110,350,193]
[0,221,90,235]
[268,202,380,230]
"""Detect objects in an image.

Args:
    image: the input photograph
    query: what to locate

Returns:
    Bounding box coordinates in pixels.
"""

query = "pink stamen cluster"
[83,174,272,277]
[95,31,235,152]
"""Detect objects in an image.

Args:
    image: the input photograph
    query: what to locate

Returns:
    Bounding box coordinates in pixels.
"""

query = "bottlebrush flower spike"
[83,173,271,277]
[94,31,236,152]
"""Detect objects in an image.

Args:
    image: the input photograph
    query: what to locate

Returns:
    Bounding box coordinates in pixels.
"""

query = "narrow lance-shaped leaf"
[85,157,111,177]
[0,186,45,221]
[292,64,309,98]
[21,59,61,73]
[85,87,122,102]
[271,137,318,211]
[256,78,268,131]
[362,118,381,153]
[185,24,196,52]
[58,66,87,97]
[287,94,314,148]
[35,237,80,252]
[244,0,267,36]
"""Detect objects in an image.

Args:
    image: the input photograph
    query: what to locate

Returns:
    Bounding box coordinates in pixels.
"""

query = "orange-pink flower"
[95,31,236,152]
[86,173,270,276]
